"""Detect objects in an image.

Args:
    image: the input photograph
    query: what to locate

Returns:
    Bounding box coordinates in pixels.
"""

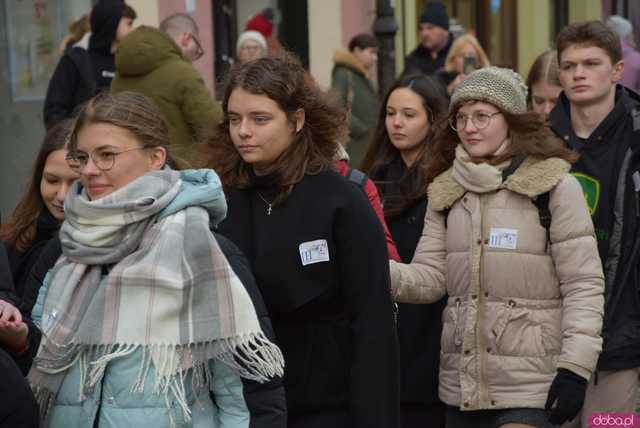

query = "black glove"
[545,368,588,425]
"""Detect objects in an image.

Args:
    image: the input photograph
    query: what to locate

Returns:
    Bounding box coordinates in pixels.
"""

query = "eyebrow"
[228,110,274,116]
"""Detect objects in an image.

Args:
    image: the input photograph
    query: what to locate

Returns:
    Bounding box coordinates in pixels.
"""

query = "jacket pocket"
[491,300,546,357]
[441,298,464,354]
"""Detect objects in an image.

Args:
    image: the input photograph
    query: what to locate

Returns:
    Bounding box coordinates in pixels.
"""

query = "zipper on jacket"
[477,193,491,408]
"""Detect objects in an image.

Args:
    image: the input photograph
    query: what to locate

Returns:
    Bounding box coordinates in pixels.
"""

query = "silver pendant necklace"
[256,191,273,215]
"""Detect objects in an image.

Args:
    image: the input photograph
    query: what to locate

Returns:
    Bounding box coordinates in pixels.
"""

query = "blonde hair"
[444,34,491,72]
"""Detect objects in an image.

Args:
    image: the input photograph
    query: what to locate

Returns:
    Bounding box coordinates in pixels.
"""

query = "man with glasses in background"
[111,13,221,165]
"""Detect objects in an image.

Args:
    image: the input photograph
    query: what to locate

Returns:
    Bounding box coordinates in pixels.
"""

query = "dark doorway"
[277,0,309,69]
[213,0,237,100]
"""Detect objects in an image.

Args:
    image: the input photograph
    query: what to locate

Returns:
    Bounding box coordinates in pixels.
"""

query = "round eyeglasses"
[449,111,502,132]
[65,146,148,172]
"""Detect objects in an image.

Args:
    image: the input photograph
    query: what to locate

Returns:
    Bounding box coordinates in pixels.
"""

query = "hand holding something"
[0,299,29,353]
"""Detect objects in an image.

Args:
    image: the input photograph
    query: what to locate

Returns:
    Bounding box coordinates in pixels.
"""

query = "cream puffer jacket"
[390,156,604,411]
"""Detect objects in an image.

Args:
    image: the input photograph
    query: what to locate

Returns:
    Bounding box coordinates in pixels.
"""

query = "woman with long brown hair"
[389,67,604,428]
[207,54,399,428]
[362,73,448,428]
[2,121,77,302]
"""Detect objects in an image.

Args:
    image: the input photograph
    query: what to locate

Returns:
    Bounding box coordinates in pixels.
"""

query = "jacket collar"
[549,85,640,148]
[333,49,369,77]
[427,156,571,211]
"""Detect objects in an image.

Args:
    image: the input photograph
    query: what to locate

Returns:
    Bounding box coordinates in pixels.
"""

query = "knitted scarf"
[28,169,284,424]
[451,143,511,193]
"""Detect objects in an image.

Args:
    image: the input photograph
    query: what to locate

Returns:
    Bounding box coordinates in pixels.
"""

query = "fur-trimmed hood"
[333,48,369,78]
[427,156,571,211]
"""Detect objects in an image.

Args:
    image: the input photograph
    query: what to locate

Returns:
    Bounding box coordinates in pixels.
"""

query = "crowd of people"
[1,0,640,427]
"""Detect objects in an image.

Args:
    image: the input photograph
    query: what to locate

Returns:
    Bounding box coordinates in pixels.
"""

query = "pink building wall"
[157,0,215,96]
[341,0,376,48]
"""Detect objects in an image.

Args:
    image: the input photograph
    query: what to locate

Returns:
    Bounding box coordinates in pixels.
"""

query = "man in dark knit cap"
[43,0,137,130]
[402,1,453,76]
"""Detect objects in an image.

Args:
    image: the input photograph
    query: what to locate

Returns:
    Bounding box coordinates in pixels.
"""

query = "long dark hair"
[425,104,578,184]
[204,53,347,205]
[2,120,72,252]
[362,74,448,218]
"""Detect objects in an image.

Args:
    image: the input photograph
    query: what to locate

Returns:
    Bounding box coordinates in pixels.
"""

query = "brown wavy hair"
[2,120,72,252]
[203,53,347,205]
[362,74,448,218]
[426,102,578,184]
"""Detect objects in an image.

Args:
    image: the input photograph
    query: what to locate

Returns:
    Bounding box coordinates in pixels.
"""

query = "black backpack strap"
[346,168,368,188]
[533,191,552,250]
[502,155,526,182]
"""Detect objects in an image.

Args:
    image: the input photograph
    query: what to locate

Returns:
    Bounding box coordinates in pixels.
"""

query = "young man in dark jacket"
[43,0,136,130]
[402,1,453,76]
[549,20,640,427]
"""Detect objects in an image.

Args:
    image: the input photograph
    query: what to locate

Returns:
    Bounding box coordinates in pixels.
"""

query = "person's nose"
[463,116,477,133]
[238,118,252,138]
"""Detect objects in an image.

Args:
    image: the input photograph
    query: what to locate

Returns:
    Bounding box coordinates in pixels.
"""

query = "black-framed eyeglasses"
[191,32,204,61]
[449,111,502,132]
[65,146,148,172]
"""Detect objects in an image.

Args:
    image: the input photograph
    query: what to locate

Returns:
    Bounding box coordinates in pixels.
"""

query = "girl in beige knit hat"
[389,67,605,428]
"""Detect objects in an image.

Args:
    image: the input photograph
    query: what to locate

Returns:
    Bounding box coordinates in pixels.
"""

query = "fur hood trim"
[427,156,571,211]
[333,48,368,77]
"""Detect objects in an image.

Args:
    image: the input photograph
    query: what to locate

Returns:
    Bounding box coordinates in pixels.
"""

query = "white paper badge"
[488,228,518,250]
[299,239,330,266]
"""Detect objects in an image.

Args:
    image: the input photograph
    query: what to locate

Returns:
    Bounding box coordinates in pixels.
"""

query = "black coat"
[402,35,453,76]
[373,157,446,410]
[21,234,287,427]
[0,238,41,376]
[549,85,640,370]
[4,211,60,303]
[0,348,39,428]
[43,0,125,129]
[218,170,400,428]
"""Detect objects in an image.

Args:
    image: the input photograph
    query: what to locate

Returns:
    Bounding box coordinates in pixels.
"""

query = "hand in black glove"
[545,368,588,425]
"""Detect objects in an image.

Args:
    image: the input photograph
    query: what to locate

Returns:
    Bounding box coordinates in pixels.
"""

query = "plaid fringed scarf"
[28,169,284,425]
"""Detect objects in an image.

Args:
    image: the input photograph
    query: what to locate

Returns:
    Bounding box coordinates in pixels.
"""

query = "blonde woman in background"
[441,34,490,95]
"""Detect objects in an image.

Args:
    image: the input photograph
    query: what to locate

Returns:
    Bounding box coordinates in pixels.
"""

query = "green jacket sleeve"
[179,70,222,143]
[331,68,369,138]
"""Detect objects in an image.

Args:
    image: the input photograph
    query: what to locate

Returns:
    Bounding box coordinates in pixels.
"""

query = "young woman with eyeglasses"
[24,91,284,428]
[388,67,605,428]
[207,54,399,428]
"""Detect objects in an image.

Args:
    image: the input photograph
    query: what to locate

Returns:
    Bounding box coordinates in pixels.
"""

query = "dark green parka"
[331,49,379,169]
[112,26,221,165]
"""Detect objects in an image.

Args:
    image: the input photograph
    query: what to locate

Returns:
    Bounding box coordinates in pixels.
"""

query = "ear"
[612,60,624,83]
[293,108,305,134]
[148,146,168,170]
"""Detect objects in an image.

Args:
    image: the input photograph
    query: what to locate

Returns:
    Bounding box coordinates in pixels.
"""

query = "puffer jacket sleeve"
[549,174,604,380]
[210,358,251,427]
[389,204,447,303]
